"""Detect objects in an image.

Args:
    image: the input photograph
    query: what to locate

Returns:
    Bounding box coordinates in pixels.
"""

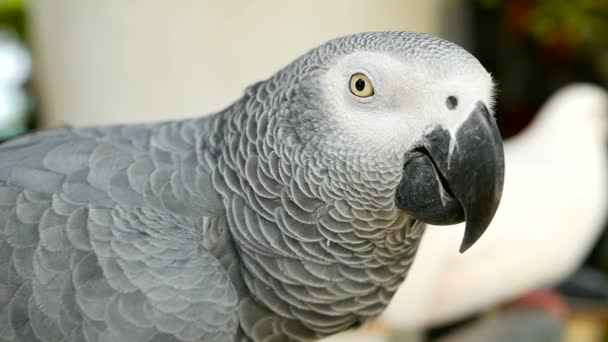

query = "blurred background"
[1,0,607,341]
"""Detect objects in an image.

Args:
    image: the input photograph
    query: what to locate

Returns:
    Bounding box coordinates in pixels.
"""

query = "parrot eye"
[349,73,374,98]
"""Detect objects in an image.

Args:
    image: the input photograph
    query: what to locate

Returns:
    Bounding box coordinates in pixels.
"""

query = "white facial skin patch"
[322,51,495,157]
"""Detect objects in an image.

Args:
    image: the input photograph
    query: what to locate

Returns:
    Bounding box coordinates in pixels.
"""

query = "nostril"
[446,96,458,110]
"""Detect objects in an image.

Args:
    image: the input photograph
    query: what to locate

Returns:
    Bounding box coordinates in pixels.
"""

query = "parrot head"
[268,32,504,253]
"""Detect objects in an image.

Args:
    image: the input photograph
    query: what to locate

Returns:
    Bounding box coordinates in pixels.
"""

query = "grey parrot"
[0,32,504,342]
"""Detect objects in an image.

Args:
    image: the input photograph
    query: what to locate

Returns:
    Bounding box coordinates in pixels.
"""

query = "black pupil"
[446,96,458,110]
[355,78,366,92]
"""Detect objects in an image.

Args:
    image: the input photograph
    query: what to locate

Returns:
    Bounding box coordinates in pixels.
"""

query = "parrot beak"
[395,102,505,253]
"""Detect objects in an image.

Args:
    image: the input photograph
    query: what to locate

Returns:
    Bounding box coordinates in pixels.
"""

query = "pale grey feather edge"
[0,121,240,342]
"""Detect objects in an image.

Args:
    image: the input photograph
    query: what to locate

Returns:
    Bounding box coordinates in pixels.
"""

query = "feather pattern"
[0,118,239,342]
[210,34,435,340]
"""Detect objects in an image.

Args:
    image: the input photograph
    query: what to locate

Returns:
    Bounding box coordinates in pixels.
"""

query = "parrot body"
[0,32,504,341]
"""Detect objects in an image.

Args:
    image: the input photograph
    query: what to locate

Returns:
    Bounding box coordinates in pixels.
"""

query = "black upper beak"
[395,102,505,252]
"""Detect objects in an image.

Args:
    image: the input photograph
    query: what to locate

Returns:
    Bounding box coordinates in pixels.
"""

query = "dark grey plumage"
[0,32,497,341]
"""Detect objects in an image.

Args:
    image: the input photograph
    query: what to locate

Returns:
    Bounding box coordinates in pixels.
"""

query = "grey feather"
[0,122,240,341]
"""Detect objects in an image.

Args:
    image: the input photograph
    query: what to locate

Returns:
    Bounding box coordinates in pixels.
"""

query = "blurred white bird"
[381,83,608,329]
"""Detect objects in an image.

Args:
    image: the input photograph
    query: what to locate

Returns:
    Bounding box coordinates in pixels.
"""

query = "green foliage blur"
[0,0,26,41]
[478,0,607,44]
[0,0,30,141]
[476,0,608,84]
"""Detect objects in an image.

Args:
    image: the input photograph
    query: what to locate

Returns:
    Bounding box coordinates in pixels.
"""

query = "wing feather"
[0,122,238,342]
